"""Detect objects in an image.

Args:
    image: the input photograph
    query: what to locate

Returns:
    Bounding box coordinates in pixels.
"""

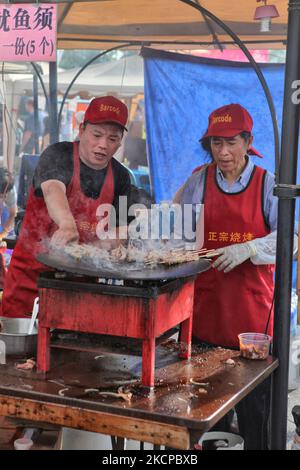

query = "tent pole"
[31,62,50,112]
[271,0,300,450]
[33,73,39,155]
[49,61,59,144]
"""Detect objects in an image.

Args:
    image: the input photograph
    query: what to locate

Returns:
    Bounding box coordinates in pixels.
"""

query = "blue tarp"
[142,48,300,335]
[142,47,286,202]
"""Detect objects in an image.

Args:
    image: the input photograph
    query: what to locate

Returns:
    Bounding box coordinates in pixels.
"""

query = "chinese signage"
[0,4,56,62]
[207,231,254,243]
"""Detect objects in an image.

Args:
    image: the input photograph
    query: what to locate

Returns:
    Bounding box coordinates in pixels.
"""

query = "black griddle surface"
[37,251,211,281]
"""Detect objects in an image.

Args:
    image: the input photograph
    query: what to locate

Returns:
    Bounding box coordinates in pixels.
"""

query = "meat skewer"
[59,242,218,268]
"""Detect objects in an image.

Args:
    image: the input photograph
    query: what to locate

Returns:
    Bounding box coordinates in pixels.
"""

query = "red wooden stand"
[37,276,194,387]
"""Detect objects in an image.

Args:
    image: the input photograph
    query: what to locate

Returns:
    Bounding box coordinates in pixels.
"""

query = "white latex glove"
[212,241,257,273]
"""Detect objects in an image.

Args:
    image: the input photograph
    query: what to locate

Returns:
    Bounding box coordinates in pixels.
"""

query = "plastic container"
[291,433,300,450]
[238,332,272,360]
[14,437,33,450]
[290,288,298,337]
[198,432,244,450]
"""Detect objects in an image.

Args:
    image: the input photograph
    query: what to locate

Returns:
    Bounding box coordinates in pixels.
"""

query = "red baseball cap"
[83,96,128,130]
[202,103,263,158]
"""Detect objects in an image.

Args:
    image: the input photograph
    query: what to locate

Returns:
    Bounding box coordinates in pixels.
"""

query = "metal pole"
[33,73,39,155]
[31,62,50,112]
[49,61,59,144]
[59,37,285,46]
[271,0,300,450]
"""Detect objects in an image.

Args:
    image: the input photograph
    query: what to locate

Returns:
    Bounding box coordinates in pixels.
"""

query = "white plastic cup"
[14,437,33,450]
[198,432,244,450]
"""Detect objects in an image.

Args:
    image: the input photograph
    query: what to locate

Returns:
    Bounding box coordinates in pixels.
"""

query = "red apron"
[2,142,114,318]
[193,163,274,348]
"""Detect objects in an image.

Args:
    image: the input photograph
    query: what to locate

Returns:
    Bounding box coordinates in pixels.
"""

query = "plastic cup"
[198,431,244,450]
[238,332,272,360]
[14,437,33,450]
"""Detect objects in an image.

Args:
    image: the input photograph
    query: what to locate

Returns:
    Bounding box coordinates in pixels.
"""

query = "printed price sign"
[0,3,56,61]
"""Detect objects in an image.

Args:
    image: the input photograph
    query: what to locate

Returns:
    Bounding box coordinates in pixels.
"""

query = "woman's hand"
[212,240,257,273]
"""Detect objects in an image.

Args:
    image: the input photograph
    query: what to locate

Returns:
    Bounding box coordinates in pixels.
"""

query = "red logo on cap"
[99,104,120,115]
[212,114,233,125]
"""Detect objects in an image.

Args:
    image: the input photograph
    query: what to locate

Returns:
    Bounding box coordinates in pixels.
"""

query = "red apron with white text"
[193,163,274,348]
[2,141,114,318]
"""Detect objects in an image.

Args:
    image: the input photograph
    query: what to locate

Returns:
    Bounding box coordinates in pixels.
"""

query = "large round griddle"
[37,251,211,281]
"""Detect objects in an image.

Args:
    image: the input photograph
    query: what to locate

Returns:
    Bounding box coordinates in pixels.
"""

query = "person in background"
[0,168,17,240]
[0,125,3,156]
[41,115,50,151]
[178,103,297,450]
[2,96,131,318]
[19,99,40,155]
[0,168,17,289]
[74,110,85,141]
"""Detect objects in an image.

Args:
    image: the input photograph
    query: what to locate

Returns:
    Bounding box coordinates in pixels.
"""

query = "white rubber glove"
[251,231,298,265]
[212,241,257,273]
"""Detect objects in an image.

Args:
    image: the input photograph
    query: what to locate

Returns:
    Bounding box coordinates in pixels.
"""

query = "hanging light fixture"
[254,0,279,32]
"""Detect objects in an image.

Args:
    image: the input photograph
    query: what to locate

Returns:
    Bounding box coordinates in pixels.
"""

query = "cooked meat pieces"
[65,243,110,261]
[63,243,209,267]
[110,244,128,261]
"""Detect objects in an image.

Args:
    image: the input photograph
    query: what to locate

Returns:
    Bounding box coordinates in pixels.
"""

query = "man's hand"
[0,230,8,241]
[93,238,123,250]
[212,241,257,273]
[50,221,79,248]
[93,226,128,251]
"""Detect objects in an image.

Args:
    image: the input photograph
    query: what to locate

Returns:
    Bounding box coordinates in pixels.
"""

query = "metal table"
[0,340,278,449]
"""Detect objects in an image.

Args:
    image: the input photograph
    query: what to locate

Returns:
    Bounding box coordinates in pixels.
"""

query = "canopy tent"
[12,54,144,97]
[7,0,288,51]
[56,0,288,50]
[0,62,35,75]
[4,0,289,158]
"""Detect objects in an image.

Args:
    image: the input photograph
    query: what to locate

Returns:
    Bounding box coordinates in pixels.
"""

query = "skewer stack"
[61,243,219,267]
[144,247,219,266]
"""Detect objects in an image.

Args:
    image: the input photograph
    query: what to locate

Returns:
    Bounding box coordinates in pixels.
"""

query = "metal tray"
[37,251,211,281]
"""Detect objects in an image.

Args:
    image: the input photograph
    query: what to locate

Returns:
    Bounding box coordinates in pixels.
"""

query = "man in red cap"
[178,103,296,449]
[2,96,132,318]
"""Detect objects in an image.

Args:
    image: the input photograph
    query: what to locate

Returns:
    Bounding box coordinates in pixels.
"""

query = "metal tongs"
[28,297,39,335]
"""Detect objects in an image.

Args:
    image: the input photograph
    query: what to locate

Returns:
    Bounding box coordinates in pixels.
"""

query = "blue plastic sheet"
[142,48,299,334]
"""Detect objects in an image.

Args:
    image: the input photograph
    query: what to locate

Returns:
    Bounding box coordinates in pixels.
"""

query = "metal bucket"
[0,317,38,357]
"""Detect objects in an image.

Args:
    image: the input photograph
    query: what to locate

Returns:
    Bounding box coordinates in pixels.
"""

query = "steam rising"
[48,237,188,276]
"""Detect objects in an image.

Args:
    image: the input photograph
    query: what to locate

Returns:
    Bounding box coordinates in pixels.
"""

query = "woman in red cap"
[178,103,297,450]
[2,96,132,318]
